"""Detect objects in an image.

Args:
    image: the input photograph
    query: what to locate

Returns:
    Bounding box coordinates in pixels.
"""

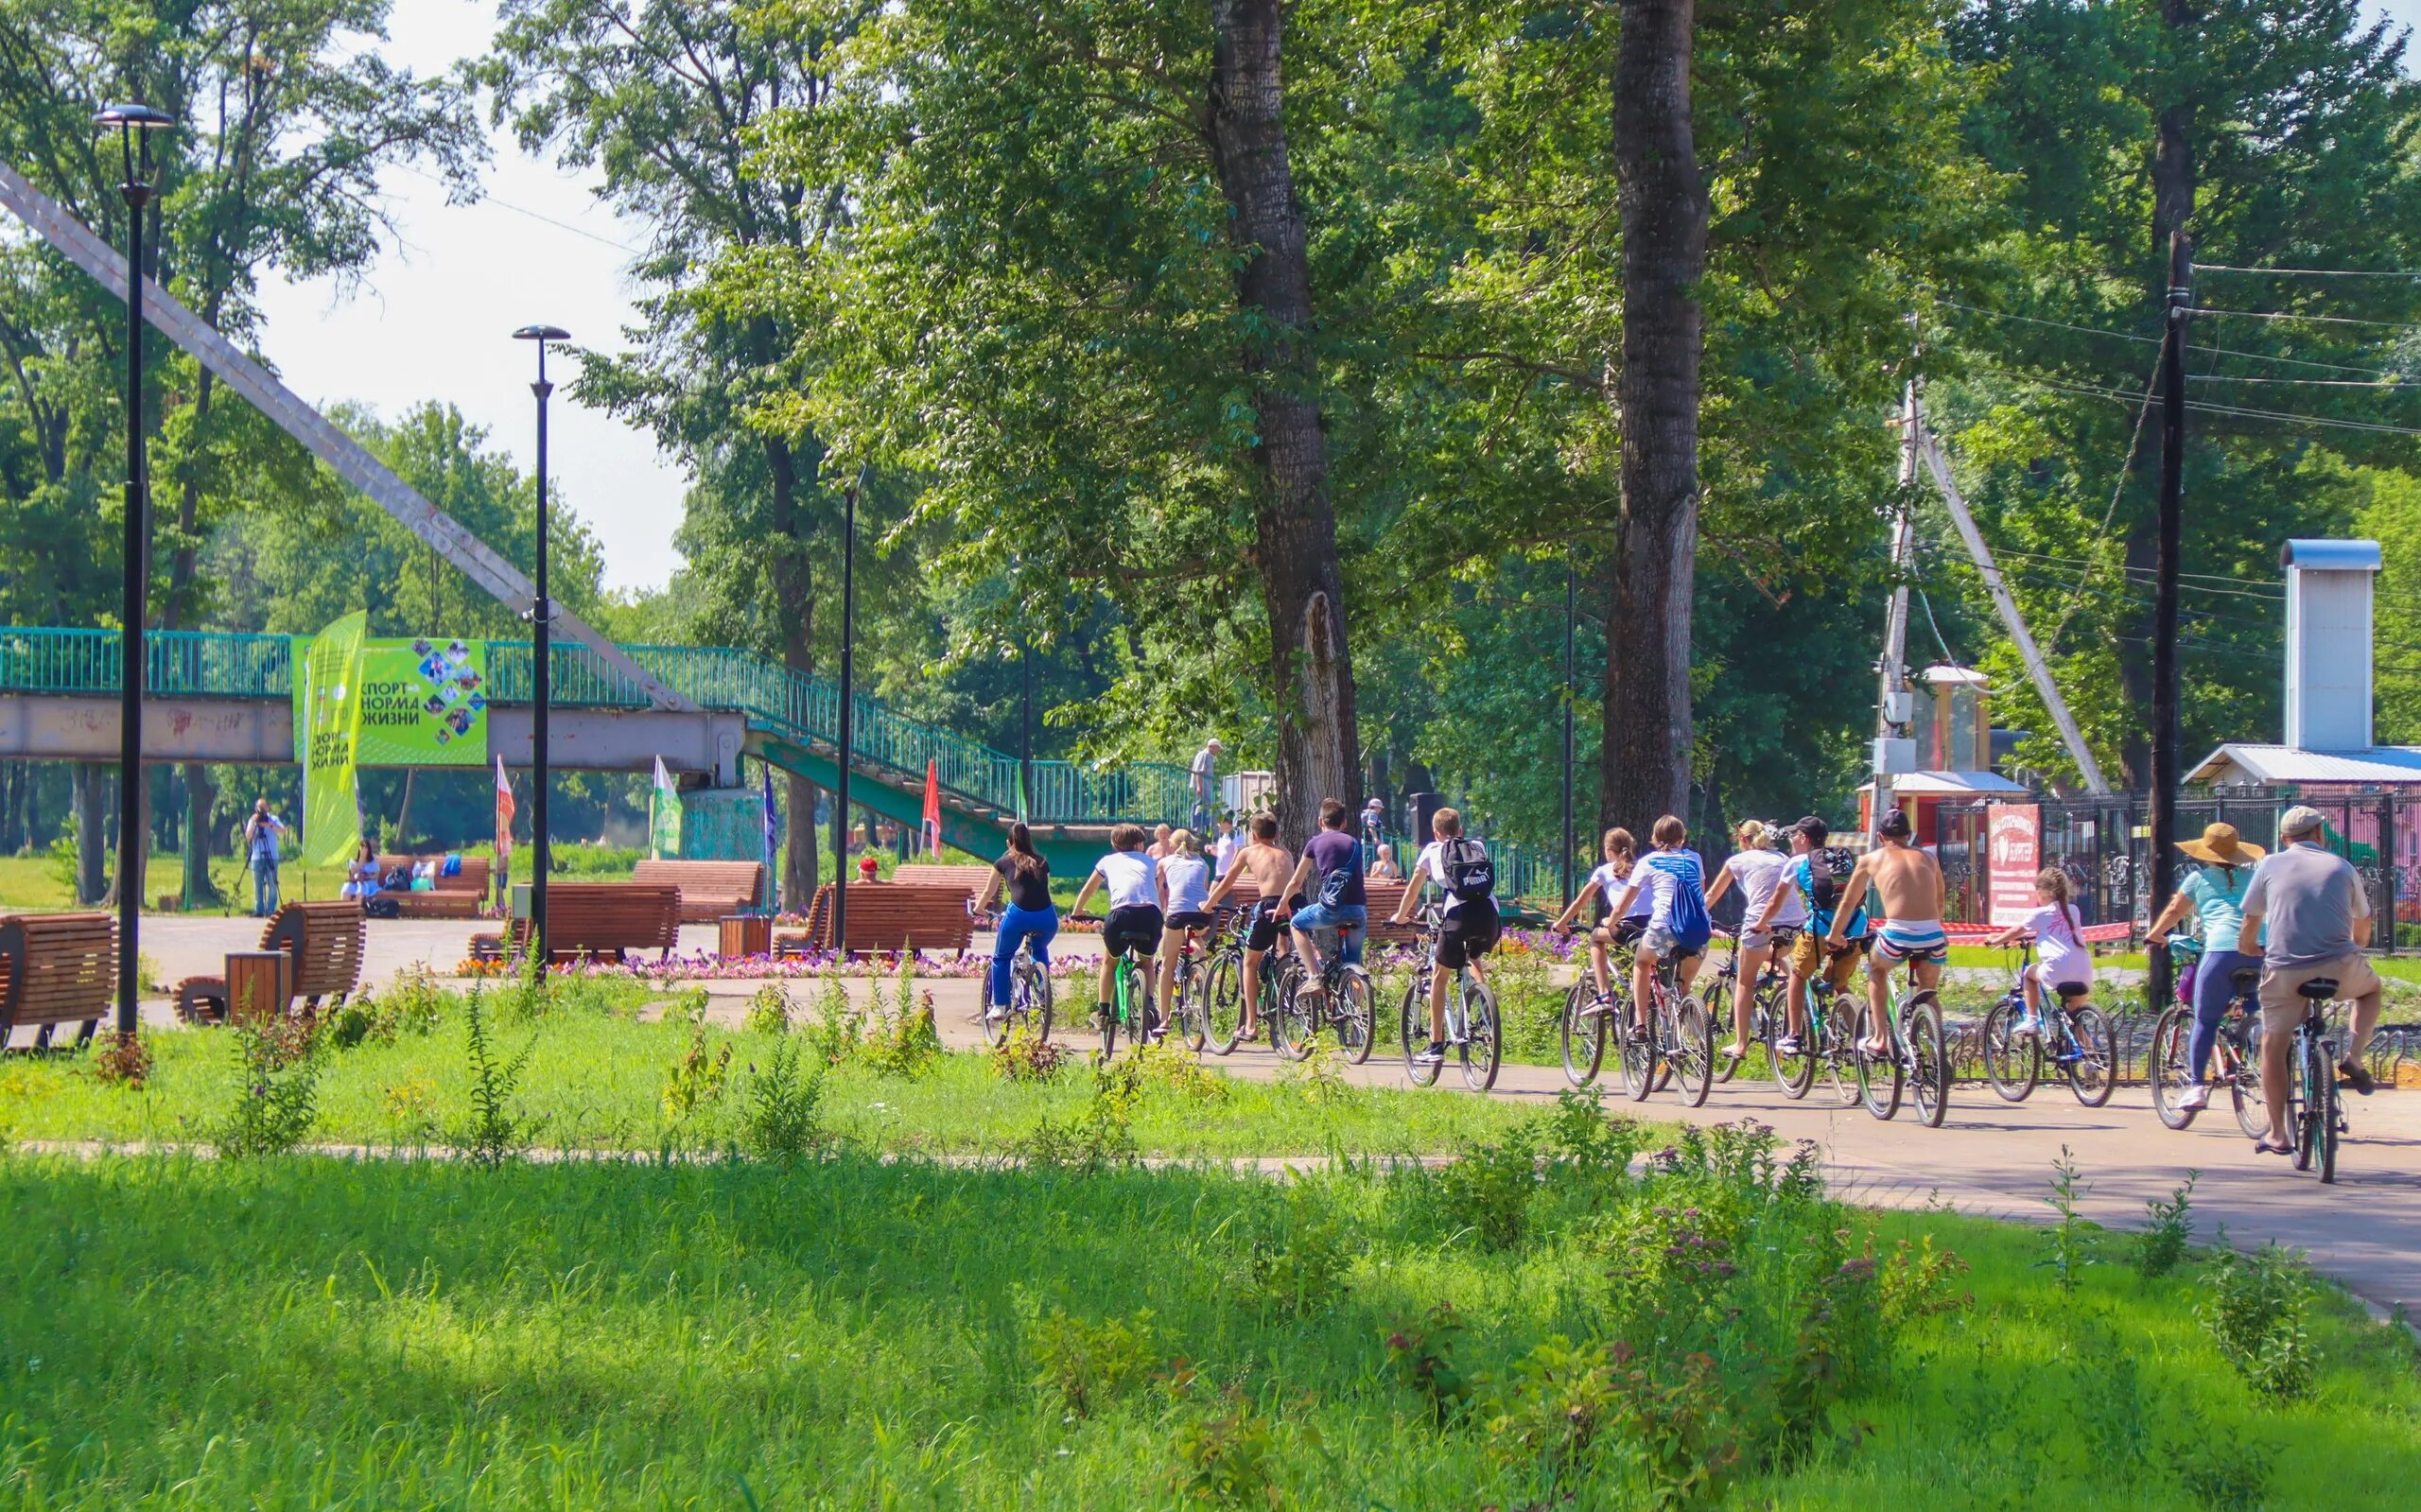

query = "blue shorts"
[1288,902,1367,965]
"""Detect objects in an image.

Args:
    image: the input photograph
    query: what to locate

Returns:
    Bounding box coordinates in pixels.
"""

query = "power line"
[2194,306,2421,335]
[2195,264,2421,279]
[2188,374,2417,389]
[1997,370,2421,440]
[1935,297,2413,378]
[386,160,645,256]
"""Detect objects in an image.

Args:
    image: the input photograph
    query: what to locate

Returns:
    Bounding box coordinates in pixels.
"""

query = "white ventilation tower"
[2282,538,2382,752]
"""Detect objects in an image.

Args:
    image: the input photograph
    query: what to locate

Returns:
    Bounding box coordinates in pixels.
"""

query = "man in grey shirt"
[2235,805,2383,1153]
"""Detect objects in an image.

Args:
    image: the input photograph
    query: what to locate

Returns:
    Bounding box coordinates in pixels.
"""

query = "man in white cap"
[2235,805,2384,1155]
[1189,737,1222,828]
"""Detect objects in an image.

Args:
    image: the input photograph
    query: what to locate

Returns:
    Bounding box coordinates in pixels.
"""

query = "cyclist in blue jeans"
[2142,822,2264,1114]
[1280,797,1367,999]
[986,823,1057,1020]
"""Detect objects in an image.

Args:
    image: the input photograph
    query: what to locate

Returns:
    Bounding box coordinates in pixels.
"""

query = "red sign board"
[1986,804,2042,927]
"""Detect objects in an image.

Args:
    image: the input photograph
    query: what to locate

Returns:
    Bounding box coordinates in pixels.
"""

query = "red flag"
[494,755,515,860]
[922,759,942,858]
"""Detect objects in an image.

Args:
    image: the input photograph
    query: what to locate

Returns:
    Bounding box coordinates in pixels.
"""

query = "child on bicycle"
[1604,816,1711,1044]
[1984,867,2090,1036]
[1703,818,1803,1064]
[1157,828,1215,1026]
[1388,806,1501,1066]
[1070,823,1165,1037]
[1203,812,1295,1042]
[1549,826,1643,1013]
[1280,797,1368,1000]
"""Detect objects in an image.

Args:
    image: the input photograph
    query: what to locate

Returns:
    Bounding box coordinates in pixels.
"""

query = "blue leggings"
[2189,948,2258,1082]
[992,904,1058,1006]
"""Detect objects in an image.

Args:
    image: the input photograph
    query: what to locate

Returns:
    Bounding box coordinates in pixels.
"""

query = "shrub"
[87,1029,151,1089]
[2201,1242,2316,1400]
[1018,1058,1141,1170]
[2036,1145,2100,1294]
[1384,1302,1472,1425]
[1275,1036,1353,1104]
[2134,1171,2199,1279]
[1135,1036,1228,1104]
[328,966,452,1050]
[806,977,865,1069]
[382,1074,438,1138]
[1023,1299,1160,1416]
[989,1020,1068,1083]
[454,984,538,1169]
[1878,1234,1974,1326]
[862,989,943,1080]
[1243,1182,1353,1315]
[215,1018,321,1158]
[739,1041,826,1158]
[741,982,793,1036]
[662,1022,736,1124]
[1168,1388,1280,1508]
[1437,1122,1541,1252]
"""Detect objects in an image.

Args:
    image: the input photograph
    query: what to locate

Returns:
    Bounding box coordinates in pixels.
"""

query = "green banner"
[295,611,368,867]
[355,637,490,766]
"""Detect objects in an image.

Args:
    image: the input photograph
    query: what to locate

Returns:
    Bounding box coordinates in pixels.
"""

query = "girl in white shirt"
[1156,829,1213,1025]
[1985,866,2091,1034]
[1702,820,1805,1063]
[1548,827,1641,1007]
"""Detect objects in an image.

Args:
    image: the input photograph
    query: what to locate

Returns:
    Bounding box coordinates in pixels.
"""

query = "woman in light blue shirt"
[2145,823,2263,1114]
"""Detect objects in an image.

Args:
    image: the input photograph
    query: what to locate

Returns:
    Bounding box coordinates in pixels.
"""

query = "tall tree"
[1601,0,1707,832]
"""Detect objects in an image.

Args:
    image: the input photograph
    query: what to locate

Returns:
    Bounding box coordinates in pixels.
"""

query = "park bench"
[893,862,1002,912]
[475,881,680,963]
[0,912,115,1051]
[173,899,366,1025]
[374,854,492,918]
[633,859,767,922]
[781,883,976,957]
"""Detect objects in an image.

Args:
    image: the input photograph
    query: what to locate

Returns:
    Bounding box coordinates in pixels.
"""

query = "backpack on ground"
[1439,839,1495,903]
[1808,846,1856,912]
[1318,839,1361,908]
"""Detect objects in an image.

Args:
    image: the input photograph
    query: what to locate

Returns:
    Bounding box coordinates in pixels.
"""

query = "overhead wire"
[2194,264,2421,279]
[1933,297,2414,378]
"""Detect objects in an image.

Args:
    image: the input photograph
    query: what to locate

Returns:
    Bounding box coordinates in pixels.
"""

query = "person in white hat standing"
[2235,806,2384,1154]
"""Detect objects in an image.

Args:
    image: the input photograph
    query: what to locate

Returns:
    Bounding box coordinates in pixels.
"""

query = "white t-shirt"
[1211,829,1239,878]
[1726,849,1803,929]
[1590,860,1649,919]
[1095,851,1158,911]
[1636,849,1707,932]
[1416,840,1470,916]
[1159,854,1210,914]
[2020,901,2090,984]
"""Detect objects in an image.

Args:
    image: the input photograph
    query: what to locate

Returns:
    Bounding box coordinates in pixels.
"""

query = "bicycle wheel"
[1618,1000,1656,1103]
[2290,1031,2318,1173]
[1702,978,1742,1084]
[2062,1004,2118,1109]
[1271,961,1315,1062]
[1401,975,1440,1087]
[2149,1006,2198,1130]
[2313,1035,2341,1185]
[978,968,1011,1048]
[1668,998,1715,1109]
[1172,960,1206,1052]
[2229,1017,2269,1140]
[1818,1006,1857,1107]
[1980,997,2040,1103]
[1771,990,1815,1100]
[1907,995,1949,1129]
[1854,1000,1902,1121]
[1461,978,1502,1092]
[1334,966,1375,1065]
[1203,951,1245,1055]
[1560,980,1607,1087]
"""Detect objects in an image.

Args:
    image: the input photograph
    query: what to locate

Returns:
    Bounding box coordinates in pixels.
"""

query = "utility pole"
[832,467,862,951]
[2148,232,2193,1013]
[1872,375,1920,839]
[1561,547,1576,899]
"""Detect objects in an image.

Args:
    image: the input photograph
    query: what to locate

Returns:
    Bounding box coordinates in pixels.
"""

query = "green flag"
[295,611,369,867]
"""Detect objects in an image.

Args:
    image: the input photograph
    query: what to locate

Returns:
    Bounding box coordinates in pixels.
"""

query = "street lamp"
[96,102,172,1038]
[512,323,568,953]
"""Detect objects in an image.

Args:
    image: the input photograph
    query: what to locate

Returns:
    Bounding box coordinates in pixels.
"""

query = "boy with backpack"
[1386,806,1499,1066]
[1280,797,1368,998]
[1604,815,1712,1043]
[1753,814,1870,1054]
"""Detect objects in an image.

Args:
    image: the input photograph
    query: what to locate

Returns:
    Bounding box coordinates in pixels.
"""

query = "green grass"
[0,1119,2412,1509]
[0,983,1531,1157]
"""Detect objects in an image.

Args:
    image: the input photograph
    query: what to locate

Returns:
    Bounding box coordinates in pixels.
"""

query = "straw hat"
[2176,822,2264,867]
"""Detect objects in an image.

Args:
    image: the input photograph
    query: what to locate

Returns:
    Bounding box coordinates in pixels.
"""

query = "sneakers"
[1577,994,1616,1020]
[2339,1057,2377,1096]
[2175,1083,2210,1113]
[1412,1043,1446,1066]
[1773,1034,1803,1056]
[984,1003,1007,1023]
[2011,1016,2044,1038]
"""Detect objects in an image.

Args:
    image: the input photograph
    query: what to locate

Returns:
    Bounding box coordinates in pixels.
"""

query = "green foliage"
[861,989,943,1081]
[1168,1389,1282,1509]
[214,1017,321,1158]
[660,1023,735,1125]
[1133,1037,1229,1104]
[454,986,538,1169]
[805,978,866,1069]
[987,1019,1069,1084]
[737,1041,826,1159]
[2134,1170,2199,1280]
[1242,1182,1354,1318]
[1016,1057,1141,1172]
[86,1030,151,1091]
[1021,1298,1161,1418]
[2202,1241,2318,1401]
[2035,1144,2101,1294]
[1436,1121,1541,1253]
[740,982,794,1036]
[1384,1302,1473,1426]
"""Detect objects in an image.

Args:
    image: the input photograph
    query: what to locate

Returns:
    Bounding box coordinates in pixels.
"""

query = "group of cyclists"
[985,790,2387,1164]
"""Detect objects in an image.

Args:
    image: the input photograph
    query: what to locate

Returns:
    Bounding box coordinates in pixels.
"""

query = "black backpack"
[1440,839,1495,902]
[1808,846,1856,912]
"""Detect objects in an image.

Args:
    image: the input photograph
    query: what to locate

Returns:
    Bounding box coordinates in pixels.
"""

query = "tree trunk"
[1599,0,1708,836]
[2118,0,2198,789]
[73,762,108,904]
[1207,0,1361,837]
[765,432,821,907]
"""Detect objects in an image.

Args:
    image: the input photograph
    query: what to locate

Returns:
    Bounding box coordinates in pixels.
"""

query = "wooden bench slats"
[0,912,116,1048]
[632,860,766,923]
[891,864,1002,912]
[173,900,366,1025]
[375,855,491,918]
[506,882,681,962]
[800,884,975,955]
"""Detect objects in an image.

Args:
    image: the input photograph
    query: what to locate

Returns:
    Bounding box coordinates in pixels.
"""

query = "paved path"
[29,916,2421,1318]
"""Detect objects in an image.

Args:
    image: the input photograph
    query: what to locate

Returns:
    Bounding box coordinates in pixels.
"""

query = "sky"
[253,1,2421,597]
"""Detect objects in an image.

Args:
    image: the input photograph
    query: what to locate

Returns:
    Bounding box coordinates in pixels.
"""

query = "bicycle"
[1555,926,1627,1087]
[1699,928,1792,1086]
[1201,905,1293,1055]
[976,912,1055,1048]
[1851,958,1951,1128]
[2150,963,2269,1138]
[2283,974,2349,1184]
[1618,949,1714,1109]
[1084,914,1161,1059]
[1978,941,2118,1108]
[1273,924,1375,1064]
[1771,939,1861,1105]
[1401,908,1502,1091]
[1165,918,1216,1053]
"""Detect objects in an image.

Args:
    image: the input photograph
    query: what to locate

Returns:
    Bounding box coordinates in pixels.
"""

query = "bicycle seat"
[2297,978,2339,1000]
[2054,981,2090,1000]
[2231,967,2259,993]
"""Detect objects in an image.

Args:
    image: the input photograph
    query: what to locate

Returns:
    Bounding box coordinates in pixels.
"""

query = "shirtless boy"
[1203,813,1296,1042]
[1826,808,1948,1054]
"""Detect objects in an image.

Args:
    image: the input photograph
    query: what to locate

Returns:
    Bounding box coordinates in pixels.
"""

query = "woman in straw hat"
[2145,822,2266,1115]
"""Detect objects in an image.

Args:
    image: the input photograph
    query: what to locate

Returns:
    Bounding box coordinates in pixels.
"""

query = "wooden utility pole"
[1872,378,1919,838]
[2149,232,2192,1012]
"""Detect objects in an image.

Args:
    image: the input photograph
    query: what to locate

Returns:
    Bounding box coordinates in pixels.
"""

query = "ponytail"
[1005,822,1045,878]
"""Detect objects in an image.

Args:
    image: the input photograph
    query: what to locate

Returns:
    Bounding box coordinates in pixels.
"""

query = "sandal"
[2254,1138,2294,1156]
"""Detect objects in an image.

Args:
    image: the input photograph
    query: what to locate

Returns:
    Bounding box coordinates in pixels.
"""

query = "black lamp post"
[512,323,568,951]
[97,102,171,1037]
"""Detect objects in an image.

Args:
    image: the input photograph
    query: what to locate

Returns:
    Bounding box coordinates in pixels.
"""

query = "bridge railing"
[0,627,293,698]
